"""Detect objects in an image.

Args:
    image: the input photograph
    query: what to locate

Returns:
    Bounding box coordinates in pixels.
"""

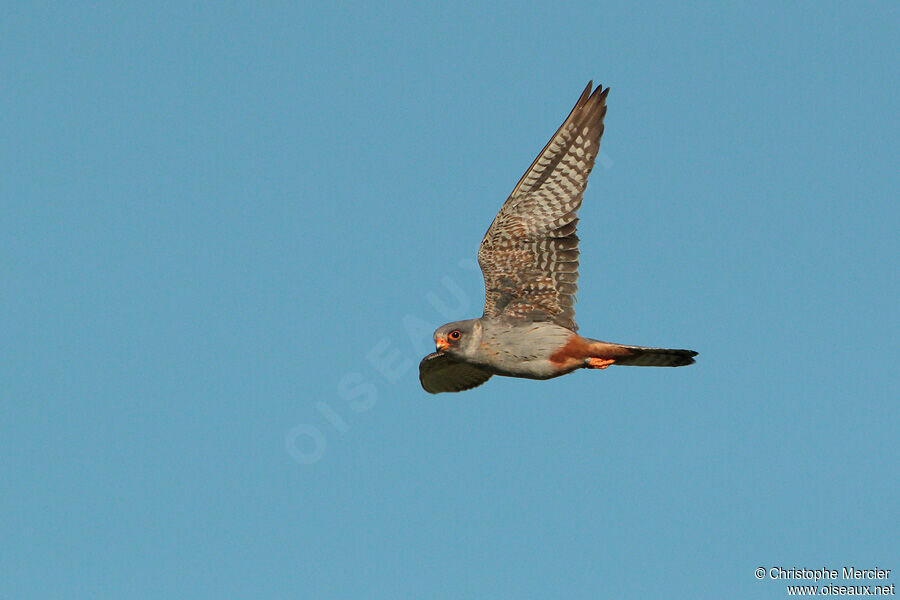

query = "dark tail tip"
[618,348,698,367]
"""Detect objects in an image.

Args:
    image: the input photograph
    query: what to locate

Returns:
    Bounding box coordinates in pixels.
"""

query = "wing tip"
[583,80,609,100]
[570,81,609,133]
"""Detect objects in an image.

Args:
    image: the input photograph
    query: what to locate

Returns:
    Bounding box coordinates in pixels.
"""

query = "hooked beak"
[435,337,450,351]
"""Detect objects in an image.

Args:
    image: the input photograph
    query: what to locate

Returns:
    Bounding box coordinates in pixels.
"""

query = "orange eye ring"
[448,329,461,341]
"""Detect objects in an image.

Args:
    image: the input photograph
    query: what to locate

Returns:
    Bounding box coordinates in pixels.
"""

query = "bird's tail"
[589,341,697,367]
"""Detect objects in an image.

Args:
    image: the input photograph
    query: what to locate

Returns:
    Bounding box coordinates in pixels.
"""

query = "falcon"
[419,82,697,394]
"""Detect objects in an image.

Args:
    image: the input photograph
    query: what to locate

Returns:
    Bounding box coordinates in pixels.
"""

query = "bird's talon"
[587,358,615,369]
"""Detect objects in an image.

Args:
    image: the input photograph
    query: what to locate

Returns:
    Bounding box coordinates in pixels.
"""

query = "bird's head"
[433,319,482,357]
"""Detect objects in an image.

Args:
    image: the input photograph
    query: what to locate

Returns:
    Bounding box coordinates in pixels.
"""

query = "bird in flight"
[419,82,697,393]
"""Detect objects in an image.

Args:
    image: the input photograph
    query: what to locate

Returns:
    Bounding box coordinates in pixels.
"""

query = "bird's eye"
[448,329,461,341]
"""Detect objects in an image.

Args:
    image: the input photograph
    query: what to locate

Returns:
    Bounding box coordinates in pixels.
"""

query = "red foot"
[587,358,615,370]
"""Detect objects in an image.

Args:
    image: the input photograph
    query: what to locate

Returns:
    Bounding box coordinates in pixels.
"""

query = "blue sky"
[2,2,898,598]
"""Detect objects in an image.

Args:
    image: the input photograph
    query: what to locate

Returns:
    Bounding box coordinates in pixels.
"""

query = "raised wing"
[419,352,493,394]
[477,82,608,331]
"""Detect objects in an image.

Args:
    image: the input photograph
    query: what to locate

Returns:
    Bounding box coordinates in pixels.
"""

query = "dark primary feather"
[478,82,609,331]
[419,352,493,394]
